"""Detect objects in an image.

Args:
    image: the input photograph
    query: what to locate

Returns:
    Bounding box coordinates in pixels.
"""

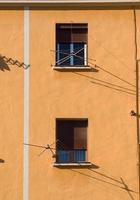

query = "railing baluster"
[57,149,86,163]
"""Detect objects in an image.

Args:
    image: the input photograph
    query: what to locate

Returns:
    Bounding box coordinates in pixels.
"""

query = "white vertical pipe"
[23,6,29,200]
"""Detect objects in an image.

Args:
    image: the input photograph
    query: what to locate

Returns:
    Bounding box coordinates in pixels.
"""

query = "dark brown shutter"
[56,28,71,43]
[74,127,87,149]
[71,29,87,43]
[56,24,87,43]
[56,120,73,150]
[56,119,88,150]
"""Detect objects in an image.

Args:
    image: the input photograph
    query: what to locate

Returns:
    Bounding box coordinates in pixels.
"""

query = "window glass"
[73,43,85,65]
[57,43,70,66]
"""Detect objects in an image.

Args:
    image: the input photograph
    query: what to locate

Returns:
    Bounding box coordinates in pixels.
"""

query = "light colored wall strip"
[23,6,29,200]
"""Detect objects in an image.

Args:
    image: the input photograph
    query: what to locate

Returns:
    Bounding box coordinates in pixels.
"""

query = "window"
[56,24,88,67]
[56,119,88,163]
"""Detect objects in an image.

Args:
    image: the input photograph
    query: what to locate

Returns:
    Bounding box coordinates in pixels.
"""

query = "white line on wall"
[23,6,29,200]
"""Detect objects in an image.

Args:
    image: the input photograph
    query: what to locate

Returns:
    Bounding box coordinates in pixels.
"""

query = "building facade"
[0,1,139,200]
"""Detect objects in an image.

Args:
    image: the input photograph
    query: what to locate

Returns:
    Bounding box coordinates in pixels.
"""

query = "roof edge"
[0,0,140,8]
[0,0,140,3]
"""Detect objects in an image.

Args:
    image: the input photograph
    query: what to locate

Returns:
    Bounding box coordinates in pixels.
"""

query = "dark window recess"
[56,24,88,66]
[56,119,88,163]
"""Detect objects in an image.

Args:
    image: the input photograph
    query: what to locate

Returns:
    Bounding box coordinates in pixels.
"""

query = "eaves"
[0,0,140,8]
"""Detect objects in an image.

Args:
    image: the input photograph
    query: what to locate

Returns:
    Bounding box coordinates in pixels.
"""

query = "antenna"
[23,140,59,158]
[23,139,69,158]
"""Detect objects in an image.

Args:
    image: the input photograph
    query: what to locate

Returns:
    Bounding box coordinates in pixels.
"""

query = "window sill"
[52,66,98,72]
[53,162,92,168]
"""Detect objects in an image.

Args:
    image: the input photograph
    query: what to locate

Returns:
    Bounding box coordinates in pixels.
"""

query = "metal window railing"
[56,44,87,66]
[56,149,87,163]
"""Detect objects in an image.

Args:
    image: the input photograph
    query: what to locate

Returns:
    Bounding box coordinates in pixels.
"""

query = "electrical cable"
[53,49,136,89]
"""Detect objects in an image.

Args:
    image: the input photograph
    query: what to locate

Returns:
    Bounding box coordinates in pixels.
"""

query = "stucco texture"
[0,9,24,200]
[29,9,139,200]
[0,7,139,200]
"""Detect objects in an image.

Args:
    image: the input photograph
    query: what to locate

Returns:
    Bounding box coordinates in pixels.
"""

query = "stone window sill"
[53,162,92,168]
[52,65,98,72]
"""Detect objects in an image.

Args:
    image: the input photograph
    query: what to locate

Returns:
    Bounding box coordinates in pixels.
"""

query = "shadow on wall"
[57,164,138,200]
[73,72,136,96]
[0,57,10,71]
[0,158,5,163]
[0,55,30,71]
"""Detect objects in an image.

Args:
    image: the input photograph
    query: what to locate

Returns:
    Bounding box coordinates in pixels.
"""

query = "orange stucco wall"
[0,9,24,200]
[29,9,139,200]
[0,6,139,200]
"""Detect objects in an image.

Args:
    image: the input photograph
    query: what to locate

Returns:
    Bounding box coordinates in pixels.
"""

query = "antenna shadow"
[0,57,10,71]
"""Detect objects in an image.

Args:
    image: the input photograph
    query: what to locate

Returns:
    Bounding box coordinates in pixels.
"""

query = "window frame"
[55,118,88,164]
[55,23,88,67]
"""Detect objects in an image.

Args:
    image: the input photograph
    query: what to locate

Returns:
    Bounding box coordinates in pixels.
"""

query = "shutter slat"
[56,24,87,43]
[74,127,87,149]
